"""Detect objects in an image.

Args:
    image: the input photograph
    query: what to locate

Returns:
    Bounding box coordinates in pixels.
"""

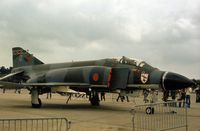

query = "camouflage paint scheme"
[0,47,194,107]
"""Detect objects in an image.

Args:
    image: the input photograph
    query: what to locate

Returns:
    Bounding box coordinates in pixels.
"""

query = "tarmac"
[0,89,199,131]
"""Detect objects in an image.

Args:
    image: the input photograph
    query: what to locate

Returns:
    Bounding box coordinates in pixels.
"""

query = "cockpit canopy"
[112,56,156,71]
[119,56,142,66]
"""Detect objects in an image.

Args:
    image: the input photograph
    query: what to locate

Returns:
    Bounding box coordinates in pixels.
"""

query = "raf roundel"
[92,73,99,82]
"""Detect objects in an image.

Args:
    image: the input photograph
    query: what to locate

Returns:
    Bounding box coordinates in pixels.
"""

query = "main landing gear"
[31,88,42,108]
[89,91,100,106]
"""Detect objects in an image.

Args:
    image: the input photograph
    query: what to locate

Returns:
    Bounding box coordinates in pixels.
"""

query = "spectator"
[3,88,5,93]
[178,89,186,107]
[162,90,169,102]
[125,95,129,102]
[171,90,176,101]
[116,94,124,102]
[185,87,192,108]
[46,92,52,99]
[150,90,158,103]
[100,92,105,101]
[143,89,149,103]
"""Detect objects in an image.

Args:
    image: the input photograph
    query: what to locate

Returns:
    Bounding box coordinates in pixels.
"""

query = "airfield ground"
[0,90,199,131]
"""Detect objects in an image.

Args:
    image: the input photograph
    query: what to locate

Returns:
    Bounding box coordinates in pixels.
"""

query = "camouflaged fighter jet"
[0,47,194,108]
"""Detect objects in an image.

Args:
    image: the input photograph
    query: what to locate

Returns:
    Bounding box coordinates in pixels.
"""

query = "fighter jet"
[0,47,194,108]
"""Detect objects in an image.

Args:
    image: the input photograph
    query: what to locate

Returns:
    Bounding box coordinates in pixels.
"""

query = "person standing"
[177,89,186,107]
[3,88,5,93]
[162,90,169,102]
[100,92,105,101]
[116,94,124,102]
[143,89,149,103]
[171,90,176,101]
[46,92,52,99]
[171,90,177,107]
[185,87,192,108]
[181,89,186,107]
[178,90,182,107]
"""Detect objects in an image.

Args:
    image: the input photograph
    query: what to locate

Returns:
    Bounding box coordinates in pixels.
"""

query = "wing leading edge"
[0,80,159,90]
[0,81,109,89]
[0,71,24,81]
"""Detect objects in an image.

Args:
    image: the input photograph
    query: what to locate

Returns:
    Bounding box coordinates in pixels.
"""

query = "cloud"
[0,0,199,78]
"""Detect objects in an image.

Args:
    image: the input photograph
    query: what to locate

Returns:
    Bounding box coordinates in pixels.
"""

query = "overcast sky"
[0,0,199,78]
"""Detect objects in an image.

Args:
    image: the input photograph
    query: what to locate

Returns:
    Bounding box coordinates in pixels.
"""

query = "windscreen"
[114,56,156,72]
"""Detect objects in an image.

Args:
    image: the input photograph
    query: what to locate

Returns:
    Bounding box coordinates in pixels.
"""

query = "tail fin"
[12,47,44,68]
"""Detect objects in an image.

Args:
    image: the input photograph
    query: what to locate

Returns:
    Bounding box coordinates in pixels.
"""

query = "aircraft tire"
[32,98,42,108]
[90,95,100,106]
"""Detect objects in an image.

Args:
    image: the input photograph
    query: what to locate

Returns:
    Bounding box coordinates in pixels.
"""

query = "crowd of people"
[161,88,193,108]
[142,87,195,108]
[143,89,159,103]
[177,88,192,108]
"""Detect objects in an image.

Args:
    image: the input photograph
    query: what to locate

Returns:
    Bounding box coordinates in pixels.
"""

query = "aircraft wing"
[0,81,108,89]
[127,84,160,90]
[0,80,158,90]
[0,71,24,81]
[23,82,108,88]
[23,82,90,87]
[0,81,24,89]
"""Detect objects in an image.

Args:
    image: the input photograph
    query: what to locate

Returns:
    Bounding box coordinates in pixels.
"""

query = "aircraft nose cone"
[163,72,195,90]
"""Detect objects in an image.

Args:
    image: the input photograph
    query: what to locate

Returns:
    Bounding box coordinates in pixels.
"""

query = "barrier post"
[130,109,135,131]
[0,117,71,131]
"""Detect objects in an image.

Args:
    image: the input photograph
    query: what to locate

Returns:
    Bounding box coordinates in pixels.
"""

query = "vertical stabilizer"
[12,47,44,67]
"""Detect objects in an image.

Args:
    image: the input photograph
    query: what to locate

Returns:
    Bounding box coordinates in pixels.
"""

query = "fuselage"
[12,57,194,91]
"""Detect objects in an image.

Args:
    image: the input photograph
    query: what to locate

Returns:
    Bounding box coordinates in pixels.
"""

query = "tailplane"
[12,47,44,68]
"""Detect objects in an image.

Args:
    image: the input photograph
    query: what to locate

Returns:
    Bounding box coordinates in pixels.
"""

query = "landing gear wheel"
[146,107,154,114]
[90,93,100,106]
[32,98,42,108]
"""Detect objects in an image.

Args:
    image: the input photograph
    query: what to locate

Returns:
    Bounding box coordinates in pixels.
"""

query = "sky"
[0,0,199,78]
